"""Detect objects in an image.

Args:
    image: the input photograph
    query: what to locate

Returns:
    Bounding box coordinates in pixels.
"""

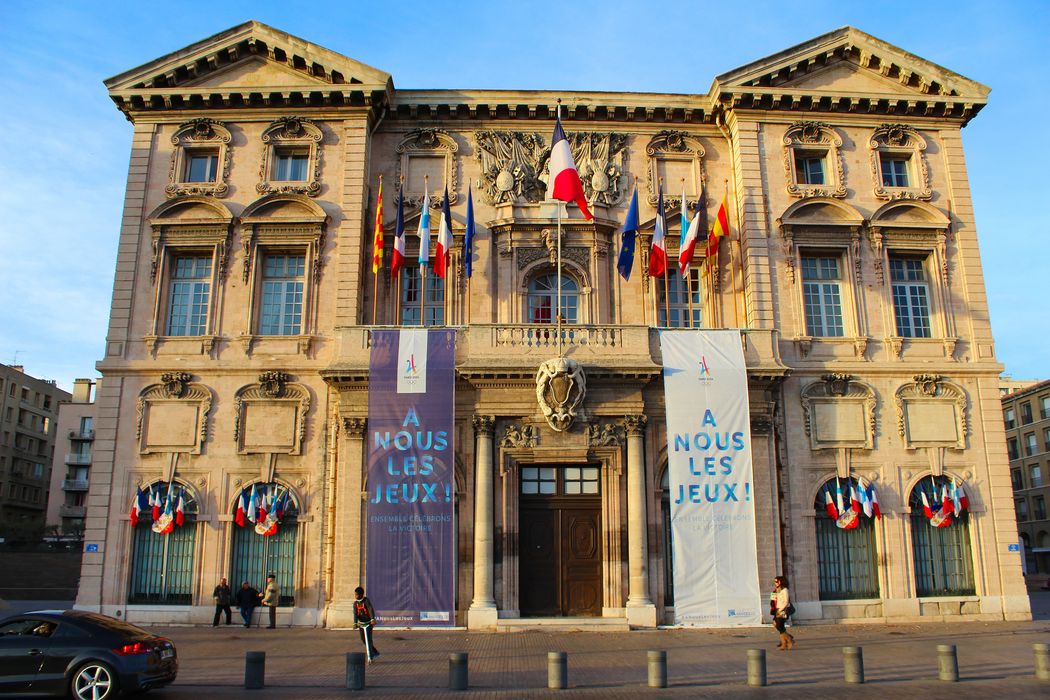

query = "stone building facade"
[45,379,98,536]
[1003,379,1050,575]
[76,21,1029,627]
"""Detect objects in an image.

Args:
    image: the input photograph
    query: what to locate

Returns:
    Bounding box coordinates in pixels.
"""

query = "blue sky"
[1,0,1047,390]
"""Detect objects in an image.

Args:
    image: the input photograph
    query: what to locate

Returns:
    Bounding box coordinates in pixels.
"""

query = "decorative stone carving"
[473,130,548,204]
[644,130,706,207]
[342,416,366,438]
[894,374,968,449]
[136,375,212,454]
[622,414,647,437]
[472,414,495,436]
[536,358,586,432]
[500,423,538,448]
[396,129,459,207]
[868,124,932,201]
[781,122,846,199]
[750,412,773,435]
[588,422,624,447]
[166,118,232,198]
[517,240,590,271]
[565,131,628,207]
[257,117,324,197]
[800,375,877,450]
[233,375,311,455]
[887,336,904,359]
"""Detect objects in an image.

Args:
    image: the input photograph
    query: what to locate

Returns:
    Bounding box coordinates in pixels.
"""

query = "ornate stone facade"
[79,21,1026,630]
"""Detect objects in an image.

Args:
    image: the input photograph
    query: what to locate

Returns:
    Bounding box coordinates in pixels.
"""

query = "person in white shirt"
[772,575,795,650]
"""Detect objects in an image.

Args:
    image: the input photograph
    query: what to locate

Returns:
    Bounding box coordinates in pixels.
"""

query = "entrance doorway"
[519,466,602,616]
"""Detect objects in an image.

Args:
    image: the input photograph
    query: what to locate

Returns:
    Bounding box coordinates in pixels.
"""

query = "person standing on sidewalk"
[260,574,280,629]
[212,577,232,626]
[772,575,795,650]
[353,586,380,663]
[235,581,260,628]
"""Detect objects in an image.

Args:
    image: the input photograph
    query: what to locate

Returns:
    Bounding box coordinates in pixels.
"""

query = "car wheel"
[71,661,119,700]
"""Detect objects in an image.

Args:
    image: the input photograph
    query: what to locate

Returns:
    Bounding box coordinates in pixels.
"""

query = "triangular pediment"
[714,27,989,101]
[105,20,391,93]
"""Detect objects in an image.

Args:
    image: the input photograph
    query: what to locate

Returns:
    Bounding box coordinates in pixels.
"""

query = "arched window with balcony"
[527,272,579,324]
[230,483,300,606]
[814,477,879,599]
[908,476,975,596]
[128,481,198,605]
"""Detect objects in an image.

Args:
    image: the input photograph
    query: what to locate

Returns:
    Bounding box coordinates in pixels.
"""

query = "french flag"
[824,486,838,519]
[130,487,144,526]
[859,484,873,518]
[648,185,668,278]
[678,199,703,276]
[867,483,882,519]
[547,105,592,220]
[247,484,258,525]
[391,180,407,278]
[921,490,934,519]
[157,494,174,535]
[941,484,953,516]
[955,481,970,514]
[258,485,269,523]
[174,490,185,527]
[435,185,453,279]
[235,489,247,528]
[851,483,863,513]
[151,487,161,522]
[417,185,431,270]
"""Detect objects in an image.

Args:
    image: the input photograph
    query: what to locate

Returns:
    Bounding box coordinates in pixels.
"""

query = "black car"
[0,610,176,699]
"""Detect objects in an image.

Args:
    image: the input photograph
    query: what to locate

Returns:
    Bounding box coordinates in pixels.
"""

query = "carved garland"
[233,372,311,455]
[644,130,706,207]
[782,122,846,199]
[135,373,213,454]
[396,129,459,207]
[868,124,932,202]
[257,117,324,197]
[167,118,233,198]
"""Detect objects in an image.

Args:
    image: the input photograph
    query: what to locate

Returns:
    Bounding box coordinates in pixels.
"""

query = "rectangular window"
[1031,464,1043,488]
[1044,428,1050,452]
[1008,438,1019,460]
[801,255,845,337]
[1012,469,1024,490]
[1036,496,1047,521]
[1005,408,1016,429]
[80,417,93,434]
[1041,396,1050,420]
[657,268,702,328]
[890,256,931,338]
[1016,499,1029,521]
[794,152,826,185]
[166,256,212,336]
[129,525,195,605]
[1025,433,1038,457]
[42,396,51,410]
[562,466,600,495]
[399,266,445,326]
[184,150,219,183]
[880,154,910,187]
[272,149,309,181]
[1021,402,1033,425]
[259,254,305,335]
[520,466,557,495]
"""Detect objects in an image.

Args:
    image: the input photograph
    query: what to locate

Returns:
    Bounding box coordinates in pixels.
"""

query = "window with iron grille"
[128,485,197,605]
[908,478,975,596]
[230,495,299,607]
[814,478,879,600]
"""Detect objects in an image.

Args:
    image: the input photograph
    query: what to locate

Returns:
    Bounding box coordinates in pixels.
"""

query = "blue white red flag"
[648,185,667,278]
[391,181,407,277]
[547,106,592,219]
[417,185,431,268]
[617,187,639,281]
[435,185,453,279]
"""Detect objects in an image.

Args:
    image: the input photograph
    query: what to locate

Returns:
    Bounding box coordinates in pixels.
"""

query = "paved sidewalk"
[143,616,1050,699]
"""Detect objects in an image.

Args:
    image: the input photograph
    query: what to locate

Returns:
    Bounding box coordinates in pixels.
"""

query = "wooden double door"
[519,497,602,616]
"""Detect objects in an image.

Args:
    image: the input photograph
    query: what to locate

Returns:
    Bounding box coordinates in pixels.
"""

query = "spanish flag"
[371,177,384,274]
[705,195,730,263]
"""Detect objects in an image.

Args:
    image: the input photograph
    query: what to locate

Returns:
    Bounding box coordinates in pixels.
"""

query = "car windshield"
[65,611,152,636]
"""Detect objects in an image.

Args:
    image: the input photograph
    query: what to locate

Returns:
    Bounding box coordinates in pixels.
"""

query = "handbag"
[785,603,796,617]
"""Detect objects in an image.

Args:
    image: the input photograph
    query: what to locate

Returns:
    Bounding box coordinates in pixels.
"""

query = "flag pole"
[395,176,404,325]
[372,175,382,326]
[683,178,694,328]
[725,177,740,328]
[421,174,428,326]
[660,177,670,327]
[556,99,564,357]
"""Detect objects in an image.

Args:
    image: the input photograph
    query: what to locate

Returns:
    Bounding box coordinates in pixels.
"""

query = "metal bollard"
[843,646,864,684]
[346,652,366,691]
[747,649,767,687]
[1035,643,1050,681]
[647,650,667,688]
[449,652,469,691]
[548,651,567,689]
[937,644,959,682]
[244,651,265,689]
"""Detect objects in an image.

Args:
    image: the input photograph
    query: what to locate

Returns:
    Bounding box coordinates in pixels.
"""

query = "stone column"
[624,415,657,627]
[326,416,367,628]
[468,414,498,628]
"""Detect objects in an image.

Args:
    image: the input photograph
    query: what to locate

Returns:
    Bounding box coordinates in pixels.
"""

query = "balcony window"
[1021,402,1033,425]
[527,273,579,325]
[1005,408,1016,429]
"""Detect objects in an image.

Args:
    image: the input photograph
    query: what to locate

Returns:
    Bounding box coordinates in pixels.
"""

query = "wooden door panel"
[520,507,559,616]
[562,509,602,616]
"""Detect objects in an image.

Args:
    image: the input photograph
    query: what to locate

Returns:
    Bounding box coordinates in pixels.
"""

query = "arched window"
[129,482,198,605]
[814,478,879,599]
[230,483,299,606]
[908,476,975,596]
[527,273,579,324]
[656,268,702,328]
[659,467,674,605]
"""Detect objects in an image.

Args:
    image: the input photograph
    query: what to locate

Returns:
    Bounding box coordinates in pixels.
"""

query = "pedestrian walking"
[235,581,260,628]
[772,575,795,650]
[260,573,280,629]
[353,586,380,662]
[212,577,232,626]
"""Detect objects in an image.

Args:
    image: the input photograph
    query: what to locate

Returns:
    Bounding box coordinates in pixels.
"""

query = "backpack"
[354,599,371,622]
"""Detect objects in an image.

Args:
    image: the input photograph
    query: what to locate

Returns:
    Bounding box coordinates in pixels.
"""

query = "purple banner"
[367,329,456,626]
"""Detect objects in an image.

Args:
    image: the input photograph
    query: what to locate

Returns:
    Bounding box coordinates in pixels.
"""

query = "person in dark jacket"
[234,581,260,628]
[212,577,233,626]
[353,586,380,662]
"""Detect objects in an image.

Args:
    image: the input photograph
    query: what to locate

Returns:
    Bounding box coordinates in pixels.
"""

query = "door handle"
[29,649,44,655]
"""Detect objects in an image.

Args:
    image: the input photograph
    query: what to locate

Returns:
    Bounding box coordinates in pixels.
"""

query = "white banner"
[396,328,429,394]
[661,330,761,627]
